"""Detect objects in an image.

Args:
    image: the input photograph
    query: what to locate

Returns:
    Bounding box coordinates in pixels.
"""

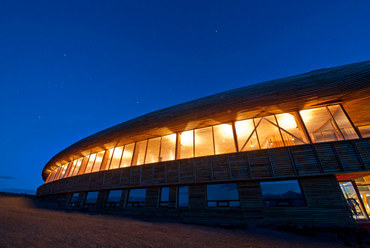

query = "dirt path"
[0,196,349,248]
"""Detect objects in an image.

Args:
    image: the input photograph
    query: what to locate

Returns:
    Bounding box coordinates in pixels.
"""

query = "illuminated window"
[260,180,305,207]
[110,146,123,169]
[160,134,176,161]
[207,183,240,207]
[177,130,194,159]
[159,187,170,207]
[72,158,83,176]
[59,163,69,179]
[300,106,344,143]
[178,186,189,208]
[327,105,358,140]
[92,151,105,172]
[195,127,214,157]
[275,113,308,146]
[358,125,370,138]
[120,143,135,167]
[78,157,89,175]
[127,188,146,207]
[254,115,284,149]
[145,137,161,164]
[235,119,259,151]
[132,140,147,166]
[85,153,96,173]
[213,123,236,154]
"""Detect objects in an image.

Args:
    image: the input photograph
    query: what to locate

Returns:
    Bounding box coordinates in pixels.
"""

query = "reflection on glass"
[255,116,284,149]
[121,143,135,167]
[127,188,146,207]
[207,183,240,207]
[160,187,170,207]
[110,146,123,169]
[300,107,342,143]
[213,123,236,154]
[132,140,147,166]
[178,186,189,208]
[92,151,105,172]
[235,119,259,151]
[69,193,80,207]
[85,154,96,173]
[328,105,358,140]
[178,130,193,159]
[340,181,367,220]
[195,127,214,157]
[84,191,98,204]
[145,137,161,164]
[260,180,305,207]
[107,190,122,202]
[160,134,176,161]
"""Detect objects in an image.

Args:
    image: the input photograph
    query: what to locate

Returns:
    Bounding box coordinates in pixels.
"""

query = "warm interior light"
[277,113,297,130]
[180,130,193,146]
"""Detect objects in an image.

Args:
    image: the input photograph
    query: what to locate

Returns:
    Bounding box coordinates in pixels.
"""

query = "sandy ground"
[0,196,356,248]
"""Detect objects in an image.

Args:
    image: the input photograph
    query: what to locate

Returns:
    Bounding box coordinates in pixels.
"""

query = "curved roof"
[42,61,370,180]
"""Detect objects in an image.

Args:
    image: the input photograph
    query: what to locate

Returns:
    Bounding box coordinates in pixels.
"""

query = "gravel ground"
[0,196,354,248]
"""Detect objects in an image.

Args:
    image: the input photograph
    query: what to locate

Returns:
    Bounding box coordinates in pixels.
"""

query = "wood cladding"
[42,61,370,179]
[37,138,370,196]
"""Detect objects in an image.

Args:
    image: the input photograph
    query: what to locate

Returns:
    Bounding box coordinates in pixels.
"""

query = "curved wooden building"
[37,61,370,227]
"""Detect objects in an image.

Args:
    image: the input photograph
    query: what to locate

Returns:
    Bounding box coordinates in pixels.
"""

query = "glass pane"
[71,193,79,202]
[92,151,105,172]
[260,180,305,207]
[235,119,259,151]
[85,154,96,173]
[328,105,359,140]
[178,130,194,159]
[72,158,83,176]
[54,167,62,180]
[276,113,307,146]
[85,191,98,204]
[340,181,367,220]
[59,163,69,179]
[213,123,236,155]
[121,143,135,167]
[358,125,370,138]
[160,187,170,201]
[300,107,343,143]
[160,134,176,162]
[145,137,161,164]
[127,188,146,207]
[178,186,189,208]
[207,183,239,201]
[107,190,122,202]
[110,146,123,169]
[132,140,147,166]
[195,127,214,157]
[102,148,114,171]
[255,116,284,149]
[355,175,370,215]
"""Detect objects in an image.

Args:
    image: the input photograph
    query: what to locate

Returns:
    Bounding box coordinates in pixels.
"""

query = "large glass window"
[127,188,146,207]
[178,186,189,208]
[207,183,240,207]
[275,113,307,146]
[213,124,236,154]
[260,180,305,207]
[92,151,105,172]
[160,134,176,162]
[177,130,194,159]
[106,190,123,207]
[145,137,161,164]
[300,106,347,143]
[358,125,370,138]
[84,191,99,205]
[110,146,123,169]
[159,187,170,207]
[120,143,135,167]
[235,119,259,151]
[254,116,284,149]
[85,154,96,173]
[327,105,358,140]
[72,158,83,176]
[340,181,368,220]
[69,193,80,207]
[132,140,147,166]
[195,127,214,157]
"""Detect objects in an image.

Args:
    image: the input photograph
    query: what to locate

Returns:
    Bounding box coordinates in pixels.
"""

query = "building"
[37,61,370,227]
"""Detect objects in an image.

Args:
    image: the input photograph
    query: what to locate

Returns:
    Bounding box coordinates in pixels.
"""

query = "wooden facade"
[37,61,370,227]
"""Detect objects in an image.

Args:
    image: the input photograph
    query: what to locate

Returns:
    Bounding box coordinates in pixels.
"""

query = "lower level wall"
[37,175,355,228]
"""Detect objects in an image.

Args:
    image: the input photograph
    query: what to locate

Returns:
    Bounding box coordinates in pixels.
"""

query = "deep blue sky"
[1,1,369,194]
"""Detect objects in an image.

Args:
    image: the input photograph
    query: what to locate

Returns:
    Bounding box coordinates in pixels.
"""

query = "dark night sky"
[1,1,369,194]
